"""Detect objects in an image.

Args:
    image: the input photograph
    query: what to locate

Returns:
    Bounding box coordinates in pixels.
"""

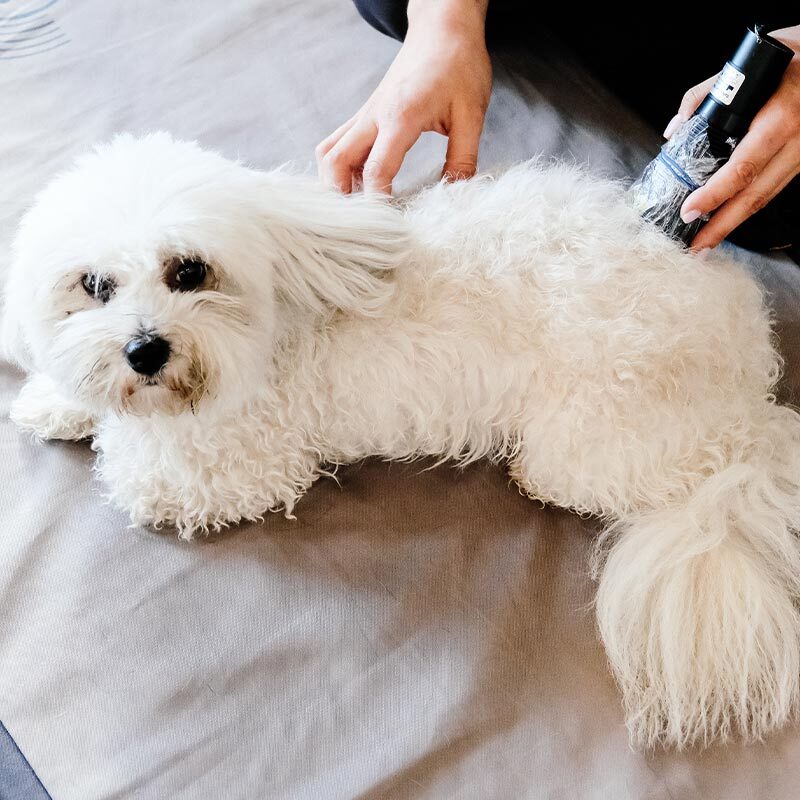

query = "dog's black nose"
[124,335,171,376]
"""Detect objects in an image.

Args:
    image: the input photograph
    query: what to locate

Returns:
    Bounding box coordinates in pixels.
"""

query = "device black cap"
[696,25,794,140]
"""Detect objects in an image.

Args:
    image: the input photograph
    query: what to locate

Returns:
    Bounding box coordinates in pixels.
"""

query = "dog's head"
[2,133,407,415]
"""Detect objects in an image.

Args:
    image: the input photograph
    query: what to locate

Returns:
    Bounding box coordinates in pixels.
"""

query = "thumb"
[442,110,484,181]
[664,74,718,138]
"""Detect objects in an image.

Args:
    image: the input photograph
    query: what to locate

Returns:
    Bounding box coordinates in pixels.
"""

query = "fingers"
[317,108,480,194]
[442,109,483,181]
[681,76,800,247]
[665,49,800,246]
[680,121,787,221]
[362,123,420,194]
[678,75,717,120]
[315,116,356,164]
[690,144,800,250]
[664,75,717,138]
[317,120,378,193]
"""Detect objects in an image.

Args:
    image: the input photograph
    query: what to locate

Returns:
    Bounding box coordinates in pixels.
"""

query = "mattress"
[2,1,800,797]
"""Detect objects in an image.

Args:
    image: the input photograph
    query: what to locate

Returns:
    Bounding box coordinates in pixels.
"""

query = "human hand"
[316,0,491,194]
[666,26,800,250]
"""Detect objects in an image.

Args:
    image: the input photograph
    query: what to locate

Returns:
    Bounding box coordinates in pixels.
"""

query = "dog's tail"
[593,403,800,749]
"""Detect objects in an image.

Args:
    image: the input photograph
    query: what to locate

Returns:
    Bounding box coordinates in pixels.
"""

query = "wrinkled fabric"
[2,2,800,798]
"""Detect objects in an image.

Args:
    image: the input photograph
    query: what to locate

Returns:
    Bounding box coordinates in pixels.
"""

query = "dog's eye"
[81,273,116,303]
[170,258,207,292]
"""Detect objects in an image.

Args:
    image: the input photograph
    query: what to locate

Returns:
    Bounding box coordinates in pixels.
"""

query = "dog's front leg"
[10,372,96,441]
[94,414,321,537]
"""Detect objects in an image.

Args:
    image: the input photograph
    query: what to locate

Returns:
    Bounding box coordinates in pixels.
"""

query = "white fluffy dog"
[4,133,800,750]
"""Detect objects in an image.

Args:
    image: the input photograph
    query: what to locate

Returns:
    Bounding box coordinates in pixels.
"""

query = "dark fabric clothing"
[353,1,793,129]
[352,1,799,255]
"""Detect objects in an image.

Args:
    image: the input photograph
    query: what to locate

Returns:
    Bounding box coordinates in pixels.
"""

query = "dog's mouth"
[119,379,195,416]
[118,360,209,415]
[122,376,159,396]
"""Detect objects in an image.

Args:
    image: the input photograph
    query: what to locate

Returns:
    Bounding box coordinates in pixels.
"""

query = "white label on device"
[711,63,745,105]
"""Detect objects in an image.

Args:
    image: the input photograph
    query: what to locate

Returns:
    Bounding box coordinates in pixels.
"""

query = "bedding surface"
[2,1,800,798]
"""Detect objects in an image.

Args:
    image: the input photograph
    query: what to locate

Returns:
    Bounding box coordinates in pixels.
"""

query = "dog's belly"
[318,348,534,464]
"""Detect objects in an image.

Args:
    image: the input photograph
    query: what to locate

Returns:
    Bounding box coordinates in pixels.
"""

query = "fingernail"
[681,208,701,224]
[663,114,681,139]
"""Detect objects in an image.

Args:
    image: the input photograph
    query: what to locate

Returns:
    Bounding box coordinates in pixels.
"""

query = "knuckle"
[734,159,758,186]
[444,163,476,181]
[382,103,416,128]
[314,141,327,160]
[746,191,770,215]
[757,109,789,139]
[755,100,798,138]
[448,159,477,172]
[323,149,348,171]
[362,159,386,181]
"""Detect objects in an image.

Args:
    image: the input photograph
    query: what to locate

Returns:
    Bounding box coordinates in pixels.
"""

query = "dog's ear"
[258,172,410,315]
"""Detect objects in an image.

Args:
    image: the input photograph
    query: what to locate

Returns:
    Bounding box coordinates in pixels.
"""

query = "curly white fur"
[4,133,800,749]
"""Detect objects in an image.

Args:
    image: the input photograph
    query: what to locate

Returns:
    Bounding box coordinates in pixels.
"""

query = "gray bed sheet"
[2,1,800,798]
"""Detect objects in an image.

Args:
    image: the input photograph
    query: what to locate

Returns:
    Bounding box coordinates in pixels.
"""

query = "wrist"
[407,0,488,41]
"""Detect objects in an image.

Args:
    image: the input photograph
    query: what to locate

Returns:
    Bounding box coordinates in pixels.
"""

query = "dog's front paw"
[123,493,210,538]
[11,373,96,441]
[94,416,320,539]
[121,477,308,540]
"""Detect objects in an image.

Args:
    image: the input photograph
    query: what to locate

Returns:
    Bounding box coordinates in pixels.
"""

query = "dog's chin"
[85,371,209,417]
[118,380,197,416]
